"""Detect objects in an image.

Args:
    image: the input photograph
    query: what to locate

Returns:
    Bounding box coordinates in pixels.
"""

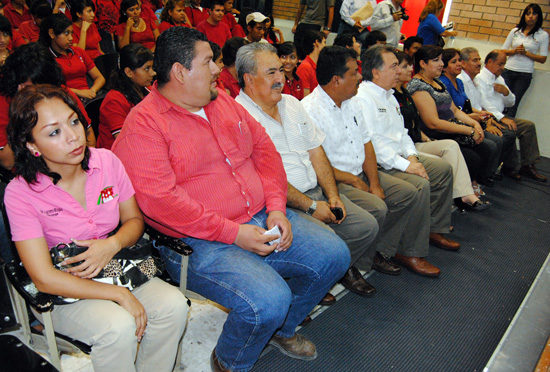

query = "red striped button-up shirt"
[112,85,287,244]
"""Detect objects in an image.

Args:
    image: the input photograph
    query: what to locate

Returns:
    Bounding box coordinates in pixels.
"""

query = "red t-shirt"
[282,76,304,100]
[184,6,208,27]
[96,0,121,34]
[196,20,231,48]
[97,89,132,150]
[140,3,158,26]
[52,46,96,91]
[158,21,190,34]
[0,88,90,148]
[72,22,103,60]
[7,29,26,50]
[3,3,32,29]
[218,67,240,98]
[296,55,318,91]
[18,20,39,42]
[116,18,157,50]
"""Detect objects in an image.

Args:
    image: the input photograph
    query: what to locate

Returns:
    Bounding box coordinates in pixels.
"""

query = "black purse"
[50,237,164,305]
[449,118,476,147]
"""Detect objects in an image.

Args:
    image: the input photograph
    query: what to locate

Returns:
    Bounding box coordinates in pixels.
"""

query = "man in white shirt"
[369,0,405,48]
[303,45,449,277]
[235,43,384,296]
[350,45,459,273]
[475,50,545,182]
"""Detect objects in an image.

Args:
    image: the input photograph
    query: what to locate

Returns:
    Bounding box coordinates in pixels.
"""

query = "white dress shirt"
[236,91,325,193]
[458,70,482,111]
[474,67,516,121]
[369,0,403,48]
[340,0,377,28]
[351,81,418,172]
[302,86,372,176]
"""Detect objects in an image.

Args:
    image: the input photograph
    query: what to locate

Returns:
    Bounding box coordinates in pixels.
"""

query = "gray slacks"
[290,185,380,271]
[500,118,541,169]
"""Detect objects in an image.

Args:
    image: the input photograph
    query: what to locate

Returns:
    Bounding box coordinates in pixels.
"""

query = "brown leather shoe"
[519,165,547,182]
[502,167,522,181]
[299,315,312,326]
[210,349,230,372]
[319,292,336,306]
[339,266,376,297]
[429,233,460,251]
[372,252,401,275]
[393,253,440,277]
[269,333,317,360]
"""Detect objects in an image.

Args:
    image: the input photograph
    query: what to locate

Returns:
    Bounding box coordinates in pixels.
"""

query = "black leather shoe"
[319,293,336,306]
[372,252,401,275]
[339,266,376,297]
[299,315,312,326]
[454,198,491,212]
[519,165,547,182]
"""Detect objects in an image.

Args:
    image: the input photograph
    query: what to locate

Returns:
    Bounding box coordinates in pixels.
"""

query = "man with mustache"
[112,28,350,372]
[349,45,457,274]
[236,42,382,298]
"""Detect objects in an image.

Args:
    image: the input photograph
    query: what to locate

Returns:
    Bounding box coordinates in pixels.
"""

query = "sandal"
[472,184,485,197]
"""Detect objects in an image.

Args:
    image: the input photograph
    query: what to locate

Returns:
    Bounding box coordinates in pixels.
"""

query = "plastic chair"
[84,96,104,139]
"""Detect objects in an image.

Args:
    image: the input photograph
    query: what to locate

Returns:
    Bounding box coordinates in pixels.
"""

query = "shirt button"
[88,220,93,224]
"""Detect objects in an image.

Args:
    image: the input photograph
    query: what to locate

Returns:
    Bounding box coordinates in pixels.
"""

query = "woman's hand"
[63,237,121,278]
[117,289,147,341]
[74,89,97,99]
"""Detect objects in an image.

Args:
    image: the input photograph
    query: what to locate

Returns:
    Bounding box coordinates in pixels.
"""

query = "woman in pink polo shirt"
[4,84,188,372]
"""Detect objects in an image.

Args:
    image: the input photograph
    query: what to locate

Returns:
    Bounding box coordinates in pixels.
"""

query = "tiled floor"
[8,281,352,371]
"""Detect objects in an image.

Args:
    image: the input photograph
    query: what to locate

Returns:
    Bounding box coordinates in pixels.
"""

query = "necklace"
[416,74,445,92]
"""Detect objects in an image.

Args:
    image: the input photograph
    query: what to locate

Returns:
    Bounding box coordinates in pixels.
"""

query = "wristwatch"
[305,200,317,216]
[323,26,331,32]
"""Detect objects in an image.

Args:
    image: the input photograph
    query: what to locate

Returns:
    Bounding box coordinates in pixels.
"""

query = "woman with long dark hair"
[97,44,155,149]
[501,3,548,118]
[116,0,160,51]
[4,84,188,372]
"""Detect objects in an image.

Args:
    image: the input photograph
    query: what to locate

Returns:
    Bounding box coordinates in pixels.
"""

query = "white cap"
[246,12,268,25]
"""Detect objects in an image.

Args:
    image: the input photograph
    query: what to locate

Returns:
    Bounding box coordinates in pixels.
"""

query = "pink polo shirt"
[5,148,135,249]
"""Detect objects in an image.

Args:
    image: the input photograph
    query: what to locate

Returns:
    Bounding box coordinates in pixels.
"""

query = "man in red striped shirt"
[112,27,350,372]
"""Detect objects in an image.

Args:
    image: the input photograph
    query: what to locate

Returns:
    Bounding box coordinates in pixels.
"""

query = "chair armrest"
[3,262,53,313]
[145,225,193,257]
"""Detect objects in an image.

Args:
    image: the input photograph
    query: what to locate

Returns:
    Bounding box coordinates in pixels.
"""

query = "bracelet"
[469,128,475,137]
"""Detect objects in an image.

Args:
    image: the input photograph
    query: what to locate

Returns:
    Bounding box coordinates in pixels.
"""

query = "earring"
[34,151,40,157]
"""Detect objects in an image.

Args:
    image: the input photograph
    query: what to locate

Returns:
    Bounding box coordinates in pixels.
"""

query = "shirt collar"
[362,80,394,100]
[237,90,284,121]
[49,46,74,58]
[481,67,496,81]
[150,81,211,116]
[29,147,101,192]
[314,85,340,111]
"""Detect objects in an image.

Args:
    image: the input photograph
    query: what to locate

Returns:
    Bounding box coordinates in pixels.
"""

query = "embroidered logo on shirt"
[40,207,64,216]
[97,186,117,205]
[378,108,386,113]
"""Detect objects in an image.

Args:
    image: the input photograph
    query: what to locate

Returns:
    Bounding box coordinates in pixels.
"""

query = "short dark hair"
[209,41,222,62]
[29,0,52,19]
[0,15,12,37]
[317,46,357,86]
[8,84,90,185]
[0,43,65,98]
[39,13,72,46]
[364,30,386,50]
[333,32,355,48]
[302,29,325,56]
[484,49,501,65]
[276,41,296,57]
[361,44,396,81]
[119,0,139,24]
[413,45,443,73]
[403,36,423,51]
[154,27,208,86]
[395,50,412,65]
[442,48,460,68]
[70,0,96,21]
[221,36,247,67]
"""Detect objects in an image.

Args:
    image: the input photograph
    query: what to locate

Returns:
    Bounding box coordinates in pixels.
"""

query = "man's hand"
[234,224,278,256]
[369,184,386,200]
[328,196,346,224]
[392,11,403,21]
[350,175,370,192]
[485,122,503,136]
[354,20,365,32]
[493,83,509,96]
[266,210,293,251]
[500,117,517,131]
[406,158,429,180]
[291,24,297,33]
[312,201,337,224]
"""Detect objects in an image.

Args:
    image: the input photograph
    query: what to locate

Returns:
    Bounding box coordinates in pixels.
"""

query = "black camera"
[390,6,409,21]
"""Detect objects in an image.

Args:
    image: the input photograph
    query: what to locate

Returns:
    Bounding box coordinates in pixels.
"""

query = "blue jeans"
[159,208,350,372]
[502,69,532,118]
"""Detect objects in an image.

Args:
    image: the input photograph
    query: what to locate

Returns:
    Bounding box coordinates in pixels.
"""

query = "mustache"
[272,82,283,90]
